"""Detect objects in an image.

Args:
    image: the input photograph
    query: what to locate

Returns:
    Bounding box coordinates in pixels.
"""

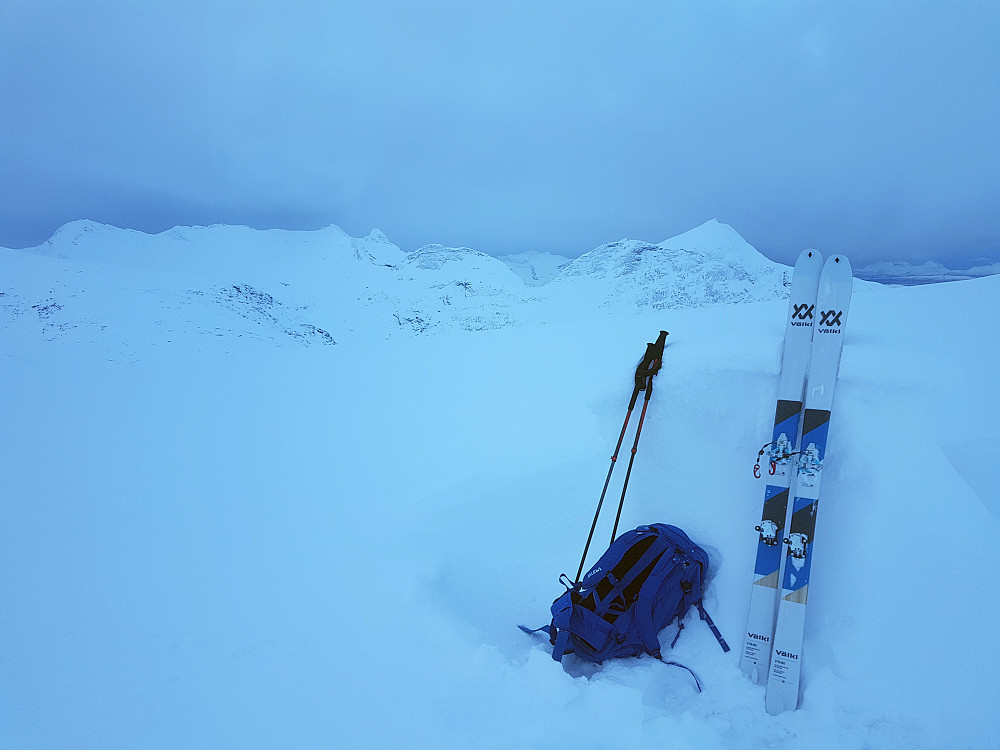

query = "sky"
[2,1,998,267]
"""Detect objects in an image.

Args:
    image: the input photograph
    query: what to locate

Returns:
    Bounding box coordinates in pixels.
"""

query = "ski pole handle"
[634,331,669,391]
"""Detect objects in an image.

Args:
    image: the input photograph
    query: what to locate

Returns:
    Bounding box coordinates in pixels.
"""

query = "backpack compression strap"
[696,601,731,652]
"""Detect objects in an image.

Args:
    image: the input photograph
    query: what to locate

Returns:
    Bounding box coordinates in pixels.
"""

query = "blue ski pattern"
[780,408,830,602]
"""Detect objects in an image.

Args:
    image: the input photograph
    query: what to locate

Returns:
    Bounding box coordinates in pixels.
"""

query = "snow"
[2,221,999,749]
[497,250,570,286]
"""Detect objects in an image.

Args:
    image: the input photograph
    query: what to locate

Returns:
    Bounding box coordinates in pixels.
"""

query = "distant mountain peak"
[39,220,123,256]
[552,222,786,309]
[658,219,759,255]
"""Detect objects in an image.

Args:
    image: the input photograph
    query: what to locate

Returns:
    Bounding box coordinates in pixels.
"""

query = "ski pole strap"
[635,342,656,390]
[697,602,731,652]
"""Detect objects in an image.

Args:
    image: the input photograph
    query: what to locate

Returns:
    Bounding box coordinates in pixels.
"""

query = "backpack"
[523,524,729,675]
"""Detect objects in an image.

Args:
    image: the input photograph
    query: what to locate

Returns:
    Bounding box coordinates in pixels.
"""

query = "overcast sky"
[2,1,998,267]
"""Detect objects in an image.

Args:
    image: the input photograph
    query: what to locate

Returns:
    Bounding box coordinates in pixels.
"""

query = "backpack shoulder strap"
[631,546,684,655]
[590,534,668,618]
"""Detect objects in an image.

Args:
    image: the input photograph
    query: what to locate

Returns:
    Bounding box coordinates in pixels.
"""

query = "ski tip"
[795,248,823,266]
[820,254,853,283]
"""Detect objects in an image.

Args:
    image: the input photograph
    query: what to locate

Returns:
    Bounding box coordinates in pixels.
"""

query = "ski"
[740,249,823,684]
[765,254,853,714]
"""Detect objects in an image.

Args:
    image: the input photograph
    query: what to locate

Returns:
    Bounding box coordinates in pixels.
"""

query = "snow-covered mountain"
[856,258,1000,285]
[552,219,790,309]
[5,219,528,350]
[1,218,795,354]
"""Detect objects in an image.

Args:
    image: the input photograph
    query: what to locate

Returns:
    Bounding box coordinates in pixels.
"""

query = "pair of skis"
[739,249,853,714]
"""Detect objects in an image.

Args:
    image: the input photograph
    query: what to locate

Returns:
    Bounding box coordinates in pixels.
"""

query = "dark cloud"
[2,1,998,267]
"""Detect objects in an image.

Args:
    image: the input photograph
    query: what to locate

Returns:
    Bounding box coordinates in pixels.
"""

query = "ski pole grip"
[629,330,668,408]
[635,342,656,389]
[634,331,668,392]
[653,330,668,353]
[649,330,667,374]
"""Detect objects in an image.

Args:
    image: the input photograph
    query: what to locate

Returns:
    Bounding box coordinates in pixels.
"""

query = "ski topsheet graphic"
[740,249,823,684]
[765,254,853,715]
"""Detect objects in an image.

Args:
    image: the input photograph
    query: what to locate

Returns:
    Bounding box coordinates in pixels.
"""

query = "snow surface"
[2,220,999,749]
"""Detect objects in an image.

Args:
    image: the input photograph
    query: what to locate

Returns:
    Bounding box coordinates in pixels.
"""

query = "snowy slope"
[497,250,571,286]
[2,223,999,750]
[390,243,530,334]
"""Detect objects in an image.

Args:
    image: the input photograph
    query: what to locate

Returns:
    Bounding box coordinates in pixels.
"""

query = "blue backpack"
[523,524,729,683]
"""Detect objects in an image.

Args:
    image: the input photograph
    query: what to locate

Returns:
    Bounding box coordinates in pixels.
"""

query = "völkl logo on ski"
[818,309,843,330]
[791,303,815,324]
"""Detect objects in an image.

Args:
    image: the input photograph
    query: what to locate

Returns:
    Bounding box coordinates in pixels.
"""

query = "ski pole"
[610,330,667,543]
[609,384,650,543]
[573,331,668,584]
[573,380,643,586]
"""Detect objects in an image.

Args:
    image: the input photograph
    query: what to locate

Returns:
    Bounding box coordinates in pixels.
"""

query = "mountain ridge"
[2,218,828,354]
